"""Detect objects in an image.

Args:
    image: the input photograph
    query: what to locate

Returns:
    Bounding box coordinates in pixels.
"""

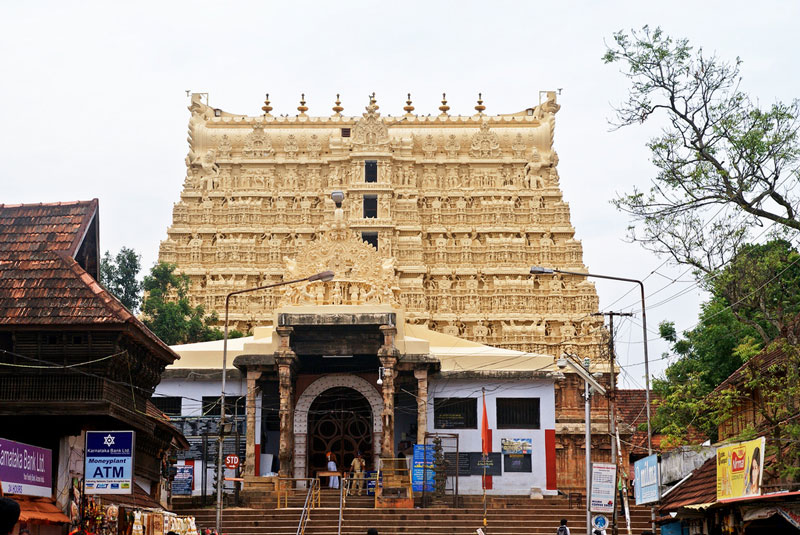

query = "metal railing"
[338,475,348,535]
[276,477,320,510]
[296,478,320,535]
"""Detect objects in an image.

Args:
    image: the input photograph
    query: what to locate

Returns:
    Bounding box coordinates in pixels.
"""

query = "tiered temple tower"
[159,92,604,359]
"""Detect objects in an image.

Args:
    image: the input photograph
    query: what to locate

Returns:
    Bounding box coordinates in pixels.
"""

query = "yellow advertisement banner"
[716,437,765,500]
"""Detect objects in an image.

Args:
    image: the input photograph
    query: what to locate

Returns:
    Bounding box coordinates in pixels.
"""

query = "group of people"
[324,451,367,496]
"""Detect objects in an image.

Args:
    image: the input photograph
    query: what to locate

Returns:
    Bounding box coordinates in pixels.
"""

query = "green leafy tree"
[713,342,800,482]
[652,240,800,445]
[141,262,224,345]
[603,26,800,274]
[100,247,143,312]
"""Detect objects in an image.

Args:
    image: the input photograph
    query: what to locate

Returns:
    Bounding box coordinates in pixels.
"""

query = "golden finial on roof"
[261,93,273,116]
[370,92,379,110]
[439,93,450,115]
[332,94,344,115]
[474,92,486,114]
[297,93,308,114]
[403,93,415,115]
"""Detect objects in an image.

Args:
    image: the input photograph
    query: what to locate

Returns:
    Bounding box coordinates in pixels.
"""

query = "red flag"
[481,390,490,455]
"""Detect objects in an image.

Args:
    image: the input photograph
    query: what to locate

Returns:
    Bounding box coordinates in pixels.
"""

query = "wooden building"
[0,200,186,511]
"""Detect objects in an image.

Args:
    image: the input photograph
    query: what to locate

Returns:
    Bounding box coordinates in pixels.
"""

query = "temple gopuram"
[157,92,617,494]
[159,92,604,358]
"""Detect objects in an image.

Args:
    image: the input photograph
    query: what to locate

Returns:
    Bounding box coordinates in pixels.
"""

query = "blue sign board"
[171,465,193,496]
[634,454,660,505]
[411,445,434,492]
[84,431,135,495]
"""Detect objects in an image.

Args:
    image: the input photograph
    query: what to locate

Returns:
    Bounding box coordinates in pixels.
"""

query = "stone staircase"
[180,491,657,535]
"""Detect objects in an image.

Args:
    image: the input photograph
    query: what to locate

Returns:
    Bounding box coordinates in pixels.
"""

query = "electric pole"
[594,311,632,535]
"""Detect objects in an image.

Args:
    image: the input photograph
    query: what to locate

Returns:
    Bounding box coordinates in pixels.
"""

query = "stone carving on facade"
[352,99,389,150]
[284,134,299,159]
[422,135,438,159]
[469,122,501,158]
[243,124,274,157]
[307,134,322,159]
[217,134,233,159]
[511,133,527,158]
[444,134,460,158]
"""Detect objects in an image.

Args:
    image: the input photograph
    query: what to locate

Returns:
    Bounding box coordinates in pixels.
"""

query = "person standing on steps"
[556,518,570,535]
[0,498,21,535]
[327,452,339,489]
[350,451,366,496]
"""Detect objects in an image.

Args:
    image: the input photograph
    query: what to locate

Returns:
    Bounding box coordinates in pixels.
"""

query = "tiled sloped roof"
[714,347,788,393]
[0,200,177,362]
[659,455,717,511]
[616,389,665,452]
[0,200,97,256]
[0,251,132,324]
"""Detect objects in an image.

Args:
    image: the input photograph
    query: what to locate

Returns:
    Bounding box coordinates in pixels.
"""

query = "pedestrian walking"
[556,518,570,535]
[327,452,339,489]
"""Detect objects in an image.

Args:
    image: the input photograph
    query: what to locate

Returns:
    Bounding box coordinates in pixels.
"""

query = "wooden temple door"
[308,386,372,477]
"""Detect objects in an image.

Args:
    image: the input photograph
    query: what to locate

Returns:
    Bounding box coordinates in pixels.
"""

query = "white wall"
[427,378,556,495]
[156,376,248,496]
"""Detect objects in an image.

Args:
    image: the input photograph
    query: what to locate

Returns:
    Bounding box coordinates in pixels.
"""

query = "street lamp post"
[531,266,654,532]
[215,269,335,533]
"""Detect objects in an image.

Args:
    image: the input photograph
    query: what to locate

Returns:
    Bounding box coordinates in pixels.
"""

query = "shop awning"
[10,496,71,524]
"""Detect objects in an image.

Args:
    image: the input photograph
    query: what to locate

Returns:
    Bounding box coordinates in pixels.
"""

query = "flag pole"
[482,388,488,532]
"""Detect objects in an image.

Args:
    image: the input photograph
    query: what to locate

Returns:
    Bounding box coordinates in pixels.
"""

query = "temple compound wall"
[158,92,605,359]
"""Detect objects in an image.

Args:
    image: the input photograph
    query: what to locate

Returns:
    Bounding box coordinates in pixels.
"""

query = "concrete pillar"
[378,325,399,459]
[275,326,297,478]
[244,369,262,477]
[413,368,428,445]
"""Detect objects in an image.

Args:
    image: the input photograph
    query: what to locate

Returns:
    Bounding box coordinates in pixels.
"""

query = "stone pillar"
[244,369,262,477]
[275,326,297,478]
[378,325,399,459]
[413,367,428,445]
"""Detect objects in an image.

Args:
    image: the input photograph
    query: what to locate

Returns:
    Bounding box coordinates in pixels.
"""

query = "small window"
[152,396,183,417]
[341,128,351,138]
[496,398,540,429]
[362,232,378,250]
[202,396,246,417]
[363,195,377,218]
[434,398,477,429]
[364,160,377,183]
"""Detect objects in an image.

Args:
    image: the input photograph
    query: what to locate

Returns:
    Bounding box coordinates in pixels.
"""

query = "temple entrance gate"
[308,387,372,477]
[294,374,384,481]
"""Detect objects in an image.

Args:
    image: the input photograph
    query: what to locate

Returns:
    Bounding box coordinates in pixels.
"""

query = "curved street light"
[216,270,334,532]
[531,265,653,534]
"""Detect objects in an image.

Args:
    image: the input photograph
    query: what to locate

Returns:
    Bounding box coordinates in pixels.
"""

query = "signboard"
[500,438,532,454]
[411,445,434,492]
[0,438,52,497]
[444,452,471,476]
[171,465,193,496]
[592,515,609,531]
[634,454,660,505]
[503,454,532,473]
[85,431,134,494]
[717,437,765,500]
[590,462,616,513]
[469,452,502,476]
[225,454,240,470]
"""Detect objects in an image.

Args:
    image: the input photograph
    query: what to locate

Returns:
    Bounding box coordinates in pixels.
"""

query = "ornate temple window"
[433,397,477,429]
[496,398,540,429]
[364,160,378,183]
[361,231,378,250]
[363,195,378,218]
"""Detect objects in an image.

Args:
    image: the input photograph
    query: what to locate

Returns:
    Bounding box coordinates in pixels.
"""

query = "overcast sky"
[2,1,798,386]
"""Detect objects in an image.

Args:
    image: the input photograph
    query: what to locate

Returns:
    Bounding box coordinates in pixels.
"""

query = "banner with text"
[0,437,52,497]
[717,437,765,500]
[590,462,617,514]
[634,454,660,505]
[85,431,135,495]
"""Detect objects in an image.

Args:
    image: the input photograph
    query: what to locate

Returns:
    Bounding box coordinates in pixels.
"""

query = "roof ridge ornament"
[439,93,450,116]
[332,94,344,116]
[403,93,415,116]
[474,92,486,115]
[261,93,273,116]
[297,93,308,115]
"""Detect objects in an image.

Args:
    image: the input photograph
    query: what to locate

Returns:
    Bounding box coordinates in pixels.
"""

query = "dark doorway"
[308,387,372,477]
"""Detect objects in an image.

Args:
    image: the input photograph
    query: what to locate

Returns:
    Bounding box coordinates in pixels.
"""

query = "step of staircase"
[179,497,658,535]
